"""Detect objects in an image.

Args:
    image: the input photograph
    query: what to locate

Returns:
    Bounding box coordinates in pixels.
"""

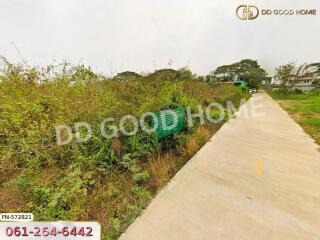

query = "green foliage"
[114,71,142,81]
[269,90,318,100]
[104,218,121,240]
[0,60,247,240]
[274,62,296,92]
[119,153,133,170]
[131,186,152,207]
[92,144,118,174]
[212,59,267,88]
[16,169,40,194]
[125,132,159,158]
[107,185,121,199]
[302,118,320,128]
[16,164,94,220]
[132,170,150,184]
[104,186,152,240]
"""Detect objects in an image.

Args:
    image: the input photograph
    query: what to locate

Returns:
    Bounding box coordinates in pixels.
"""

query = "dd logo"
[262,9,272,15]
[236,4,259,20]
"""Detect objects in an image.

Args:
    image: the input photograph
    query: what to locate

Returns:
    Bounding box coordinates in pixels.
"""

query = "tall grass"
[0,60,247,239]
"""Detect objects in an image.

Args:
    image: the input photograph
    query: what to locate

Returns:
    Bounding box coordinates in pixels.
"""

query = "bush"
[0,60,247,239]
[132,170,150,184]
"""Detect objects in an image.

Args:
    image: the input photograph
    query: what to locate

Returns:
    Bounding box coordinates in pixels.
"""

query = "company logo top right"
[236,5,259,20]
[236,4,317,20]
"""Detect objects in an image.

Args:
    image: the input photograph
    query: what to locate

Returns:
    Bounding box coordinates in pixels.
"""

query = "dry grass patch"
[148,153,172,189]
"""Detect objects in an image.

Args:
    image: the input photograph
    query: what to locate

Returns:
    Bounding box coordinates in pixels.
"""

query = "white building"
[272,73,319,91]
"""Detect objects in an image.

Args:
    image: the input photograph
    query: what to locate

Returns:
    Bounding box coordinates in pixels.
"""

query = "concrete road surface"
[120,92,320,240]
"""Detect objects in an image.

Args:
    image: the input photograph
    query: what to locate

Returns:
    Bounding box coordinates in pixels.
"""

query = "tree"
[114,71,142,81]
[275,62,296,92]
[211,59,267,88]
[148,68,196,81]
[275,62,320,92]
[309,63,320,86]
[308,62,320,75]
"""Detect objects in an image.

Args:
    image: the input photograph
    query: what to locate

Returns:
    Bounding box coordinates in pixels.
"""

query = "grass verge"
[269,90,320,145]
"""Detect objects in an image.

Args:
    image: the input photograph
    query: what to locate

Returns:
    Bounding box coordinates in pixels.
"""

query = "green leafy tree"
[211,59,267,88]
[275,62,296,92]
[114,71,142,81]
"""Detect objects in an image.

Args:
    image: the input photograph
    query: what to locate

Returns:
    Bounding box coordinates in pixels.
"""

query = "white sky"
[0,0,319,76]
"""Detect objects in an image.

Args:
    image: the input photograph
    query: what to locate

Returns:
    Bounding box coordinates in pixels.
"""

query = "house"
[272,67,320,91]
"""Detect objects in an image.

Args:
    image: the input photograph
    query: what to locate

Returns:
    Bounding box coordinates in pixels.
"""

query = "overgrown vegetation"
[269,90,320,144]
[0,59,247,239]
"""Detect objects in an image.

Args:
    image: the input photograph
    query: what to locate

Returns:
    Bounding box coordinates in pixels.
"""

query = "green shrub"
[132,170,150,184]
[125,132,159,158]
[107,185,121,199]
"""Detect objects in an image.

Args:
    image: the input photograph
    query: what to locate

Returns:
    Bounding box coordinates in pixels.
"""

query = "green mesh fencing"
[151,107,186,139]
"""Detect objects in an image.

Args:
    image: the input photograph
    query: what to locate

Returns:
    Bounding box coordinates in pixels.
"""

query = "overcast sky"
[0,0,319,76]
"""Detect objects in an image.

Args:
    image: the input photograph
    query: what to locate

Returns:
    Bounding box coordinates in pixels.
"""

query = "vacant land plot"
[0,62,247,239]
[270,91,320,144]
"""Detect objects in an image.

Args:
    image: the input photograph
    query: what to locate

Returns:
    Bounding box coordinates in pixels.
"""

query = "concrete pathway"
[120,92,320,240]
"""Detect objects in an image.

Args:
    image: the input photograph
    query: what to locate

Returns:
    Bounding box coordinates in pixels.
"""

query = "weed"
[0,60,247,239]
[132,170,150,184]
